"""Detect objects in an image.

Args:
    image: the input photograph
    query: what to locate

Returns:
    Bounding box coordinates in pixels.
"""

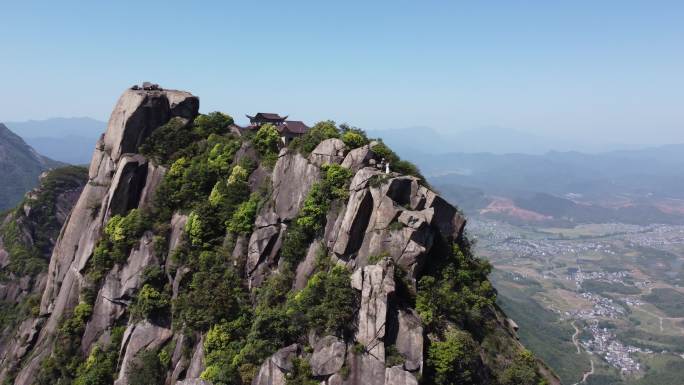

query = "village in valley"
[468,218,684,382]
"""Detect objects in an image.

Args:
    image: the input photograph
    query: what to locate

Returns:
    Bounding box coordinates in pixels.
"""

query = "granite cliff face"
[0,86,559,385]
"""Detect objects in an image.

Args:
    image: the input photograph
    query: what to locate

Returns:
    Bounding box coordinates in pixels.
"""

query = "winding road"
[571,321,595,385]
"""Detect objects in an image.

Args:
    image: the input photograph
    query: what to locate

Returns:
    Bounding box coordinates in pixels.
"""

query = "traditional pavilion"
[245,112,310,144]
[246,112,288,127]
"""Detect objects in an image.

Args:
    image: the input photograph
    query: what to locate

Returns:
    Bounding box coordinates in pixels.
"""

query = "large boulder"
[331,168,382,257]
[310,335,346,376]
[246,224,281,275]
[309,138,346,166]
[341,353,385,385]
[252,344,299,385]
[341,145,373,172]
[351,260,395,360]
[333,167,464,278]
[272,149,320,220]
[104,88,198,162]
[384,366,418,385]
[395,310,423,372]
[114,321,173,385]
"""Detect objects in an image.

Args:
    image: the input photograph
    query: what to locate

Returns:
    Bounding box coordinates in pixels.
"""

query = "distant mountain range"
[0,123,62,210]
[366,126,640,156]
[5,118,683,225]
[5,117,105,164]
[410,146,684,225]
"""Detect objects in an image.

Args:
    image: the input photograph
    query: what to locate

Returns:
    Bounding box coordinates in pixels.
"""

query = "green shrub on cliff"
[289,120,340,155]
[341,129,368,149]
[130,284,170,321]
[288,266,358,336]
[174,251,249,332]
[499,350,546,385]
[227,193,261,234]
[416,242,495,331]
[426,329,480,385]
[127,348,166,385]
[193,112,234,137]
[140,117,197,164]
[252,123,280,166]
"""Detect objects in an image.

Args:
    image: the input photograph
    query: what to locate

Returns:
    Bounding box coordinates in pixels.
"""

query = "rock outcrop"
[8,87,199,385]
[351,260,395,361]
[0,85,559,385]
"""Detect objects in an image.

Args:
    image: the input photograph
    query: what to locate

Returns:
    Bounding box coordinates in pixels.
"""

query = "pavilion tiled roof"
[247,112,286,120]
[280,120,309,134]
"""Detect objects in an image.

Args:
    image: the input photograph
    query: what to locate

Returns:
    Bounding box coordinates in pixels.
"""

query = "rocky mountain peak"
[102,87,199,163]
[0,86,559,385]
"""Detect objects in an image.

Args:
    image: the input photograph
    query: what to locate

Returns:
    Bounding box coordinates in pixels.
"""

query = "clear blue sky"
[1,0,683,146]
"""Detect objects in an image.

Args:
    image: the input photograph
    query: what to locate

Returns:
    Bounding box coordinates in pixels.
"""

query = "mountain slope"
[5,117,105,165]
[0,165,87,376]
[0,123,62,211]
[0,86,559,385]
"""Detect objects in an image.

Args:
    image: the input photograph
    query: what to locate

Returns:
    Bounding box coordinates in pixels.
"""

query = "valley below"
[468,218,684,385]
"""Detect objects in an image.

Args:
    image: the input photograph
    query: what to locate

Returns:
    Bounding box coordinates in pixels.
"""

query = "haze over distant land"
[365,126,671,155]
[7,116,682,165]
[2,2,683,147]
[6,118,105,164]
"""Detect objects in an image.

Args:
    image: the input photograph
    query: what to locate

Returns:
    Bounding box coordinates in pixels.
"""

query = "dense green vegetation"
[71,326,125,385]
[289,120,341,155]
[426,329,480,385]
[88,208,148,283]
[35,302,94,384]
[0,166,87,278]
[416,243,496,331]
[617,328,684,354]
[127,348,167,385]
[417,242,549,385]
[252,123,280,167]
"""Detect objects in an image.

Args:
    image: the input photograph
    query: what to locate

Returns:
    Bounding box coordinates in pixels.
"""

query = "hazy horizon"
[2,1,683,149]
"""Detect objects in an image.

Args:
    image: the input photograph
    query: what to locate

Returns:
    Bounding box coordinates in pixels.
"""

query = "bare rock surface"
[252,344,298,385]
[309,138,346,166]
[114,321,173,385]
[384,366,418,385]
[272,149,319,220]
[395,310,423,372]
[352,260,395,360]
[342,353,385,385]
[185,335,206,379]
[310,335,346,376]
[341,145,372,172]
[176,379,211,385]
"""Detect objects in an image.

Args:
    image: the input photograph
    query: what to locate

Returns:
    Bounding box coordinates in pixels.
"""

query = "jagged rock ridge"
[0,86,560,385]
